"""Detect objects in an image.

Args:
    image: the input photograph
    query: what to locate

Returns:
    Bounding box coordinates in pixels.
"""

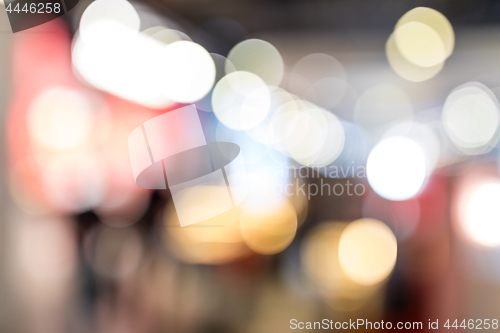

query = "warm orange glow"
[338,218,397,285]
[240,200,297,255]
[163,201,250,264]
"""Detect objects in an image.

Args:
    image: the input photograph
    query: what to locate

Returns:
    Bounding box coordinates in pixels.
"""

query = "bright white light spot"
[79,0,140,43]
[159,41,215,103]
[28,87,95,151]
[73,21,174,108]
[367,136,426,201]
[383,121,440,174]
[212,71,271,131]
[76,18,212,107]
[226,39,284,87]
[463,182,500,247]
[443,83,500,154]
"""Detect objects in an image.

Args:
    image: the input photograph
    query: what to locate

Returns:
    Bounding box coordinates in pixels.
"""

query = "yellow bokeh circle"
[338,218,397,285]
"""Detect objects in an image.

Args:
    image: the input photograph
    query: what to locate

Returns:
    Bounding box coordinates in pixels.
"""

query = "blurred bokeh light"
[2,0,500,332]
